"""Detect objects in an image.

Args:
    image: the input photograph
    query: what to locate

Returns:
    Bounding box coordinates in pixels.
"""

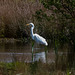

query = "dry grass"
[0,0,44,38]
[0,62,68,75]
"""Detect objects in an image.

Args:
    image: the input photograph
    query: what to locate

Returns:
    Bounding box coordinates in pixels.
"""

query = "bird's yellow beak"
[26,24,29,26]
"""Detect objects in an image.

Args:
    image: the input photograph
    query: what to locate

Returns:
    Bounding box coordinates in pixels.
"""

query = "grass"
[0,61,75,75]
[0,0,43,38]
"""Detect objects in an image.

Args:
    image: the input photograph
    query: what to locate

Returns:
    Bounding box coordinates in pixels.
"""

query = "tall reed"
[0,0,43,38]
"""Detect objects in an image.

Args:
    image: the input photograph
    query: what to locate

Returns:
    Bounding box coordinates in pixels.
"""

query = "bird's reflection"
[31,43,48,63]
[33,52,46,63]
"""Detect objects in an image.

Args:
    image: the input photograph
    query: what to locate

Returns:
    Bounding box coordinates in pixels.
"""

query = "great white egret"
[26,23,48,62]
[26,23,48,46]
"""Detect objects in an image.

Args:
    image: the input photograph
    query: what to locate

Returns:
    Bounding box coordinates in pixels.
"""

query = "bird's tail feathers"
[45,42,48,46]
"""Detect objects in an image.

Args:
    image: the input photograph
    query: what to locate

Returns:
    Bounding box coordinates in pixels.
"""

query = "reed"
[0,61,75,75]
[0,0,43,38]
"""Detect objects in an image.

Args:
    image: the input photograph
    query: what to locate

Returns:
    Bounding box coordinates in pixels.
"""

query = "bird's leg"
[32,41,34,62]
[45,46,48,63]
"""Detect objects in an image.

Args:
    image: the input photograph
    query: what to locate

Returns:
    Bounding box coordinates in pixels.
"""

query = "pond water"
[0,41,74,66]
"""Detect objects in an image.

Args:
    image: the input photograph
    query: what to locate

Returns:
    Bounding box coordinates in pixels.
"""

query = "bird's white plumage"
[33,34,48,46]
[27,23,48,46]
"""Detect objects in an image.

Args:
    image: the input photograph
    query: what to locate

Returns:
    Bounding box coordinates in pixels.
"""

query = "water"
[0,41,74,67]
[0,42,52,62]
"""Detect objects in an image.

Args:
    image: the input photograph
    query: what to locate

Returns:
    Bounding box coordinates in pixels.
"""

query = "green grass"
[0,61,75,75]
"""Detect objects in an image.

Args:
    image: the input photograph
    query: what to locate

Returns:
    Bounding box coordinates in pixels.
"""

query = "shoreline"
[0,38,27,43]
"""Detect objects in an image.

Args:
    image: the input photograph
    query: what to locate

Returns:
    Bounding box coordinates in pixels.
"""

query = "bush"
[0,0,43,38]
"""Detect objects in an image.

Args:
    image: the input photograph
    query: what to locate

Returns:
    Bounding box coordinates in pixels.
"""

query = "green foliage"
[35,9,51,22]
[34,0,75,45]
[0,62,75,75]
[41,0,75,19]
[35,0,75,69]
[30,62,38,75]
[0,62,16,75]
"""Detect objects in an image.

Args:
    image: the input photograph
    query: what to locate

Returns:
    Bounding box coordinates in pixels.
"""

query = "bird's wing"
[34,34,46,44]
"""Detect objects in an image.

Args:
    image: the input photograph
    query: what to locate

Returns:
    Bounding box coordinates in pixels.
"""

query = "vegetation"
[35,0,75,44]
[0,0,75,75]
[0,61,75,75]
[0,0,75,45]
[38,0,75,69]
[0,0,43,38]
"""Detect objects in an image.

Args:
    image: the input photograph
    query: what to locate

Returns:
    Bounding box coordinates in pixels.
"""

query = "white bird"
[26,23,48,46]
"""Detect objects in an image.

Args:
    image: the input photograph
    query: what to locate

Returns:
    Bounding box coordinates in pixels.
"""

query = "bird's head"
[26,23,34,28]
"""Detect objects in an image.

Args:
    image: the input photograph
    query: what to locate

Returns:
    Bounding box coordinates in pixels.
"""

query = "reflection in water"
[0,42,74,67]
[0,52,47,63]
[33,52,46,63]
[0,43,31,53]
[0,53,31,63]
[31,43,48,63]
[0,42,48,63]
[0,42,56,63]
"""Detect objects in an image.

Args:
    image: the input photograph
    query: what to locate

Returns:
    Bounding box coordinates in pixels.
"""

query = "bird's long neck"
[31,27,34,40]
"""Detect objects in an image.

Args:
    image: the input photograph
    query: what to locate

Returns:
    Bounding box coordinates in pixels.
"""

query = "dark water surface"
[0,42,73,64]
